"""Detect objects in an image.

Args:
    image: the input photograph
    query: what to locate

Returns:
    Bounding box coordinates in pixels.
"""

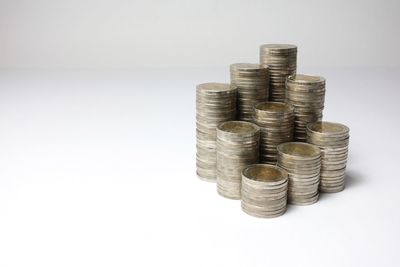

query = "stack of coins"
[241,164,288,218]
[217,121,260,199]
[306,121,350,193]
[230,63,269,122]
[259,44,297,102]
[277,142,321,205]
[253,102,294,164]
[286,74,326,142]
[196,83,237,182]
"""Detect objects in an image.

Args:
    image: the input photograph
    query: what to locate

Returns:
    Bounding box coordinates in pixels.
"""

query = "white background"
[1,0,400,68]
[1,1,400,267]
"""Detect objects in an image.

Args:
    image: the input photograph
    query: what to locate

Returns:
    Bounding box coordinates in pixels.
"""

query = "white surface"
[1,0,400,69]
[0,68,399,267]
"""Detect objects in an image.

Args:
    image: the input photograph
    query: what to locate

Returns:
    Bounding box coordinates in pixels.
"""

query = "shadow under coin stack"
[259,44,297,102]
[253,102,294,164]
[306,121,350,193]
[216,121,260,199]
[196,83,237,182]
[286,74,326,142]
[277,142,321,205]
[230,63,269,122]
[241,164,288,218]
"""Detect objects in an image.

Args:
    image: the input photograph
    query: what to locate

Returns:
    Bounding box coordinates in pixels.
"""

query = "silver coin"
[196,83,237,182]
[306,121,350,193]
[216,121,260,199]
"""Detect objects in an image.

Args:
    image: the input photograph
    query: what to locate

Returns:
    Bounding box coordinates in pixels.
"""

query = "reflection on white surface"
[0,68,399,267]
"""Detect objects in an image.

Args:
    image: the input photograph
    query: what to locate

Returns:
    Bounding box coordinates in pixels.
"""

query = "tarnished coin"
[307,121,350,193]
[241,164,288,218]
[286,74,326,141]
[277,142,321,205]
[253,102,294,164]
[217,121,260,199]
[260,44,297,102]
[230,63,269,121]
[196,83,238,182]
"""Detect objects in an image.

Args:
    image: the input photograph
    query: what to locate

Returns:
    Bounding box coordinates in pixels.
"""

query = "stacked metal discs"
[216,121,260,199]
[196,83,237,182]
[241,164,288,218]
[253,102,294,164]
[306,121,350,193]
[230,63,269,122]
[286,74,326,142]
[277,142,321,205]
[259,44,297,102]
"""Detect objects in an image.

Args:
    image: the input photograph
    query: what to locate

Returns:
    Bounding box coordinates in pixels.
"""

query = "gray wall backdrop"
[0,0,399,69]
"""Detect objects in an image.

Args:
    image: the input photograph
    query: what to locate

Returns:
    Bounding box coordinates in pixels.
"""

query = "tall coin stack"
[253,102,294,164]
[277,142,321,205]
[241,164,288,218]
[259,44,297,102]
[306,121,350,193]
[217,121,260,199]
[230,63,269,122]
[286,74,326,142]
[196,83,237,182]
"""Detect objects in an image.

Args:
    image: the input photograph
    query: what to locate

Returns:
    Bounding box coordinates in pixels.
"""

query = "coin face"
[218,121,259,135]
[242,164,287,183]
[196,82,237,93]
[260,44,297,52]
[287,74,325,85]
[308,121,349,135]
[277,142,321,158]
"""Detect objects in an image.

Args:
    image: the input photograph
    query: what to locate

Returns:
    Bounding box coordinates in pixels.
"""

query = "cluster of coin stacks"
[253,102,294,164]
[259,44,297,102]
[277,142,321,205]
[216,121,260,199]
[241,164,288,218]
[286,74,326,142]
[230,63,269,122]
[196,83,237,182]
[306,121,350,193]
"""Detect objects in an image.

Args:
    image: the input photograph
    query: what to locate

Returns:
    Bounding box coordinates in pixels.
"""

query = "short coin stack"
[259,44,297,102]
[196,83,237,182]
[286,74,326,142]
[230,63,269,122]
[217,121,260,199]
[306,121,350,193]
[253,102,294,164]
[241,164,288,218]
[277,142,321,205]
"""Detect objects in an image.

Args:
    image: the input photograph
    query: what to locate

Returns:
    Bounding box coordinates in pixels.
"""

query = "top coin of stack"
[286,74,326,142]
[259,44,297,102]
[196,83,237,182]
[306,121,350,193]
[230,63,269,122]
[253,102,294,164]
